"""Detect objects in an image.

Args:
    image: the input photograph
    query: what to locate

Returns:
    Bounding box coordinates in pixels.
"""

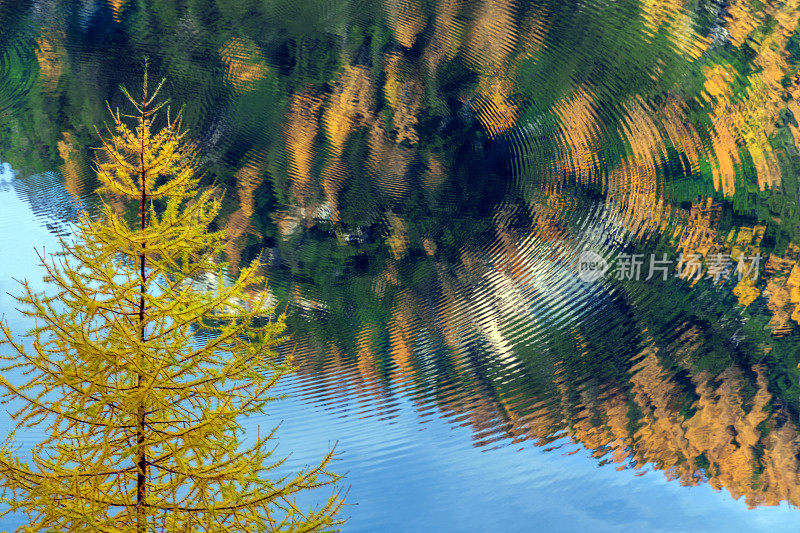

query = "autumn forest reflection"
[3,0,800,522]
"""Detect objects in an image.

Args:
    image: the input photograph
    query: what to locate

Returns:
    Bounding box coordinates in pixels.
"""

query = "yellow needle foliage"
[0,72,344,532]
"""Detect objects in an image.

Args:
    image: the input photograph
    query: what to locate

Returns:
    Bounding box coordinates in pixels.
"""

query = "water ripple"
[3,0,800,528]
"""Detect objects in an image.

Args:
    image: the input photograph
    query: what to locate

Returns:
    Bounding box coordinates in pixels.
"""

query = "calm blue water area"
[266,384,800,533]
[2,163,798,531]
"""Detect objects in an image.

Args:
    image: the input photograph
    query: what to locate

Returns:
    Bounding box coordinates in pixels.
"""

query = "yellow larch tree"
[0,71,344,531]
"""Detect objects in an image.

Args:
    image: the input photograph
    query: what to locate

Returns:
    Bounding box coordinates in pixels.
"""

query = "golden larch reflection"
[762,244,800,335]
[730,225,767,307]
[660,97,703,176]
[320,64,374,220]
[224,154,266,270]
[473,75,519,138]
[56,132,84,201]
[384,0,425,49]
[609,96,672,237]
[643,0,709,59]
[674,198,722,265]
[464,0,517,72]
[35,35,63,91]
[724,0,762,47]
[385,212,410,260]
[702,1,800,194]
[388,294,417,383]
[219,37,269,92]
[552,86,602,185]
[107,0,127,22]
[285,91,323,205]
[355,323,384,396]
[421,0,462,75]
[323,65,373,156]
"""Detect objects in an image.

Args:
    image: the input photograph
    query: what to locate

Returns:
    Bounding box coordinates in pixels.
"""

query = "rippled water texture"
[4,0,800,530]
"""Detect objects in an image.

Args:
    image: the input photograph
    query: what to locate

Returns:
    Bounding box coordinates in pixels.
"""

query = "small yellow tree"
[0,71,344,531]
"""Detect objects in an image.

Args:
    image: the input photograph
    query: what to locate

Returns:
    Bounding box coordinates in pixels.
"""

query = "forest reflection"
[2,0,800,510]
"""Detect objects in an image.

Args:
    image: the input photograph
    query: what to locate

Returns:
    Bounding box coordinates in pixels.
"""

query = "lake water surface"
[3,1,800,531]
